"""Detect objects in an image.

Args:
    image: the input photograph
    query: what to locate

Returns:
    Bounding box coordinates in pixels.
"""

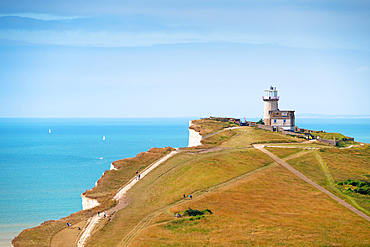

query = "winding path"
[254,144,370,222]
[77,149,180,247]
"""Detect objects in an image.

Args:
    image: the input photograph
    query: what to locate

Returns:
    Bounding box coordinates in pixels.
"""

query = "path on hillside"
[202,127,241,139]
[254,144,370,222]
[118,162,280,246]
[76,150,181,247]
[119,145,314,246]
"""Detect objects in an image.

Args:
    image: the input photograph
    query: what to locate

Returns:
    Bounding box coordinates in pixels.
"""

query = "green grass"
[190,118,239,136]
[286,152,328,187]
[265,147,304,159]
[220,127,304,149]
[311,132,348,141]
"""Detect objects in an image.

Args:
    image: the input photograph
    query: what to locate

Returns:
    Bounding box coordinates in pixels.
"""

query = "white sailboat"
[103,136,105,141]
[49,129,51,134]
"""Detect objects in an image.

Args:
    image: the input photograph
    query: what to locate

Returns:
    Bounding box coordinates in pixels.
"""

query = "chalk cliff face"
[110,163,117,170]
[188,121,202,147]
[81,194,100,210]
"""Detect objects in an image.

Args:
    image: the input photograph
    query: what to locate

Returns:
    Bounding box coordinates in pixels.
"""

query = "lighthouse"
[262,86,295,131]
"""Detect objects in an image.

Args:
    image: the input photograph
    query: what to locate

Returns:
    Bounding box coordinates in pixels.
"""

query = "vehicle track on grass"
[314,151,370,215]
[119,147,313,246]
[254,144,370,222]
[119,162,279,246]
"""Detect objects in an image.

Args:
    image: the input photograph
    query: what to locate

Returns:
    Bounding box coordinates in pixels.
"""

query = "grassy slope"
[83,147,175,202]
[12,148,174,247]
[13,120,370,246]
[86,148,273,246]
[87,124,370,246]
[280,145,370,215]
[134,165,370,246]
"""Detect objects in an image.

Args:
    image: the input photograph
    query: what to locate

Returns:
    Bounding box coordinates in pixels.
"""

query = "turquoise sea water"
[0,118,191,246]
[0,117,369,246]
[295,118,370,144]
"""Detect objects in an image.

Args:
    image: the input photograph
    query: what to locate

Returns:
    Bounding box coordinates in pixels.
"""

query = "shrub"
[184,208,203,217]
[183,208,213,217]
[337,181,344,185]
[189,215,204,221]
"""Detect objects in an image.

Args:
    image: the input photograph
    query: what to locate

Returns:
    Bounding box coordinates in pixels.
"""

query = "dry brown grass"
[220,127,304,149]
[85,149,273,246]
[318,145,370,182]
[131,165,370,246]
[12,210,94,247]
[189,118,239,136]
[83,147,174,202]
[199,129,238,148]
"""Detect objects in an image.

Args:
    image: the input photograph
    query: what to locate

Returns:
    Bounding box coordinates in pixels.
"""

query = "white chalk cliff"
[81,194,100,210]
[188,121,202,147]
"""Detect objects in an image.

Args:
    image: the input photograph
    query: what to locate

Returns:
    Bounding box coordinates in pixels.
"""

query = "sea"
[0,117,369,246]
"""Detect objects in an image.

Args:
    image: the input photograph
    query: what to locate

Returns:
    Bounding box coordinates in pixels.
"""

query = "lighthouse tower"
[263,86,279,125]
[262,86,295,131]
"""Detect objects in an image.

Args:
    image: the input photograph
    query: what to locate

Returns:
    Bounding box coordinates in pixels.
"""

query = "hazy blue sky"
[0,0,369,118]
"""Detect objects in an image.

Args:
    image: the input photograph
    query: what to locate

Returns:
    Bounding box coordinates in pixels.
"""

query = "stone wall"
[281,130,305,138]
[256,124,274,131]
[317,137,355,146]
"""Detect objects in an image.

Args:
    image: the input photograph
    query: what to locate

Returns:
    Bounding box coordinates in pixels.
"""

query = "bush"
[189,215,204,221]
[184,208,204,217]
[183,208,213,217]
[339,179,370,195]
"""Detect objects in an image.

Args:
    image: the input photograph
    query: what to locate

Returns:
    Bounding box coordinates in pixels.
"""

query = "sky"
[0,0,369,118]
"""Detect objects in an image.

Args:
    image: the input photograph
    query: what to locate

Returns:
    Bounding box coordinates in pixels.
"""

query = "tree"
[256,119,264,125]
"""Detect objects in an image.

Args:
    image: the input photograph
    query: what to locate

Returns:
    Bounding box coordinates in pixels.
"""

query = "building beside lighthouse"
[262,86,295,131]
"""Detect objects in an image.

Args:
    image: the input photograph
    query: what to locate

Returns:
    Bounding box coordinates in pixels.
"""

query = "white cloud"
[0,12,84,21]
[0,29,274,47]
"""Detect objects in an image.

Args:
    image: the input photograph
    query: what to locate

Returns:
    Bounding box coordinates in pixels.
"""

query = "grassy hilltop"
[13,118,370,246]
